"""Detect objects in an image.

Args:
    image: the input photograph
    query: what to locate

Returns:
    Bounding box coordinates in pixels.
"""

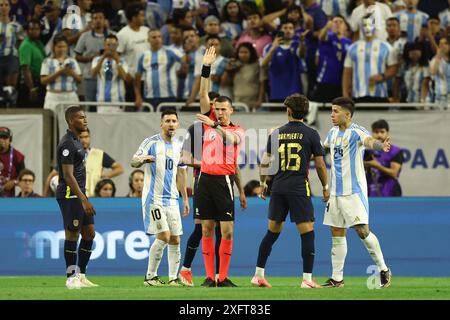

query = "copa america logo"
[63,5,82,31]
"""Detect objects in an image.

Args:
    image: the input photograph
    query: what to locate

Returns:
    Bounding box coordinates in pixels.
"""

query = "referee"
[56,106,97,289]
[195,47,245,287]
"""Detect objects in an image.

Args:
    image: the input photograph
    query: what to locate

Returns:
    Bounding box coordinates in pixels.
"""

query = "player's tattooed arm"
[130,155,155,168]
[364,136,391,152]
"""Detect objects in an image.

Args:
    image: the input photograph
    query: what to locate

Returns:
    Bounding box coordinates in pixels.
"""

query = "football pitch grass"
[1,276,450,300]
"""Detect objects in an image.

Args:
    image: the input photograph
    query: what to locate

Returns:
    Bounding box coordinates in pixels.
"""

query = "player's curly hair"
[284,94,309,120]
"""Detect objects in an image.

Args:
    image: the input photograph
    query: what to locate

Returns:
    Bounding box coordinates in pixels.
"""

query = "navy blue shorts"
[268,194,315,224]
[57,198,94,231]
[0,55,19,75]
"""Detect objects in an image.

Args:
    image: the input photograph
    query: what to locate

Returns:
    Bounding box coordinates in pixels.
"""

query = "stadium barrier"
[1,197,449,277]
[156,102,250,112]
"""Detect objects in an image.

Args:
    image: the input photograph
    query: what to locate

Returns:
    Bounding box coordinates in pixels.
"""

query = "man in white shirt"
[117,3,149,104]
[349,0,393,41]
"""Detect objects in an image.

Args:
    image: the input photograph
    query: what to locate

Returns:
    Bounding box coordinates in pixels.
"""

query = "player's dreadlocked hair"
[284,93,309,120]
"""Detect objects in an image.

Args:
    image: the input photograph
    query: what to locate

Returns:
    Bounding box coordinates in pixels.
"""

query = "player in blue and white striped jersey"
[394,0,428,43]
[40,35,82,113]
[135,29,181,111]
[91,34,132,113]
[131,109,189,287]
[0,0,24,89]
[343,13,398,102]
[430,36,450,108]
[322,97,392,289]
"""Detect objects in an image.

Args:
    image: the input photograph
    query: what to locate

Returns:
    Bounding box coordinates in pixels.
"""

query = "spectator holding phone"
[40,34,82,113]
[262,20,304,101]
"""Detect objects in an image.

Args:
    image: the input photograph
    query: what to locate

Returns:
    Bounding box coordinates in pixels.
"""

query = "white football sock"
[331,236,347,282]
[255,267,265,278]
[168,244,181,281]
[361,232,388,272]
[303,273,312,282]
[146,239,167,279]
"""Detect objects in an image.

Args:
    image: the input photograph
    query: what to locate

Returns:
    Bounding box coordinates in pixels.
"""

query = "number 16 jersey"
[266,121,324,196]
[323,123,371,197]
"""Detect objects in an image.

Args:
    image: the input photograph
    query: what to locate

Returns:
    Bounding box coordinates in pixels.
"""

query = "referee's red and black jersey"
[200,108,245,176]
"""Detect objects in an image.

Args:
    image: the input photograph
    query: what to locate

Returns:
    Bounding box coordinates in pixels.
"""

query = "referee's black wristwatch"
[211,120,221,128]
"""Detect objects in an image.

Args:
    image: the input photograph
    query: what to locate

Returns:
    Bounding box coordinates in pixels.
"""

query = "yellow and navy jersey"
[56,130,86,199]
[266,121,324,196]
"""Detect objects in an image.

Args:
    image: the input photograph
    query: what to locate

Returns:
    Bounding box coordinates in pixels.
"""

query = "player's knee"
[169,236,180,245]
[221,230,233,240]
[354,225,369,239]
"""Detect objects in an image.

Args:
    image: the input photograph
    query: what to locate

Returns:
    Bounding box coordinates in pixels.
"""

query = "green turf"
[1,276,449,300]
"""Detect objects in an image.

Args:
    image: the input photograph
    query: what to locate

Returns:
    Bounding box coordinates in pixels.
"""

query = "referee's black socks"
[64,240,78,278]
[301,230,315,274]
[78,239,94,274]
[256,230,280,268]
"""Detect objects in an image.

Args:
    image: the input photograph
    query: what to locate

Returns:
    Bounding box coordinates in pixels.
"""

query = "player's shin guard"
[202,236,215,280]
[331,237,347,281]
[77,239,93,274]
[361,232,388,272]
[301,231,315,275]
[168,244,181,281]
[256,230,280,270]
[182,224,202,269]
[218,239,232,282]
[215,225,222,276]
[64,240,78,278]
[147,239,167,279]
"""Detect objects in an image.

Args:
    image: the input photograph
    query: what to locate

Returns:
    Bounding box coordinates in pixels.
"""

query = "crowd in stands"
[0,0,448,112]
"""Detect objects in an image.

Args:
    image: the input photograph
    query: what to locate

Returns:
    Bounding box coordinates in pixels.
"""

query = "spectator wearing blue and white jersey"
[438,0,450,33]
[205,34,230,96]
[430,36,450,108]
[386,17,407,101]
[40,34,82,113]
[313,15,352,103]
[262,20,304,102]
[319,0,350,18]
[167,23,185,58]
[402,42,431,103]
[41,0,63,56]
[61,0,92,56]
[91,34,132,113]
[0,0,24,91]
[134,29,181,111]
[394,0,428,43]
[220,0,244,41]
[349,0,392,41]
[343,14,398,103]
[75,8,115,102]
[180,26,204,104]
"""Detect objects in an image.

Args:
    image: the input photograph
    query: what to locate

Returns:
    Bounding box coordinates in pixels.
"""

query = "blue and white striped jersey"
[221,22,243,41]
[134,134,186,208]
[403,65,431,102]
[394,10,429,43]
[211,55,229,94]
[432,58,450,104]
[323,123,371,196]
[179,46,204,99]
[439,8,449,29]
[0,21,24,57]
[40,57,82,92]
[136,48,181,99]
[92,56,129,102]
[319,0,350,18]
[344,39,397,98]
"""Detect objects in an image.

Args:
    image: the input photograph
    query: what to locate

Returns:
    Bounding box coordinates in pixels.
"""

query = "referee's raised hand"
[203,46,216,66]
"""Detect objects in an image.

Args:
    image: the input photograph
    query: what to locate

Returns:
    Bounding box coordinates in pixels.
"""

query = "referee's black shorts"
[195,173,235,221]
[57,198,95,231]
[268,193,315,224]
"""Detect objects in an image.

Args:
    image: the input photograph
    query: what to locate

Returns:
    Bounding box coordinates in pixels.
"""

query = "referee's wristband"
[201,65,211,78]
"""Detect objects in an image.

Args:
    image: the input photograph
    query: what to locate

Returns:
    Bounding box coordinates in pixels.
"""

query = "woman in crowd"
[40,34,82,113]
[126,169,144,198]
[94,179,116,198]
